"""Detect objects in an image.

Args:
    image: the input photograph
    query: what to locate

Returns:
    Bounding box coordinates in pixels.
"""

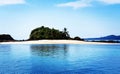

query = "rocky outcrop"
[0,34,14,42]
[73,36,84,41]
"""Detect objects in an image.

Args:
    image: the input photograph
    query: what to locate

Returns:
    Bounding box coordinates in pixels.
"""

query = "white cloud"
[57,0,92,9]
[0,0,26,5]
[99,0,120,4]
[57,0,120,9]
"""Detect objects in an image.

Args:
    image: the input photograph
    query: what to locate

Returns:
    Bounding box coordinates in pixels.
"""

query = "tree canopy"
[29,26,70,40]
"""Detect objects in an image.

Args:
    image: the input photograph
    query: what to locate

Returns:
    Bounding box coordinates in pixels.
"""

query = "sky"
[0,0,120,40]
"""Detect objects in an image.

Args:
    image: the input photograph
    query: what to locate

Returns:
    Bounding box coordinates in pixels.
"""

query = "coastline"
[0,40,119,44]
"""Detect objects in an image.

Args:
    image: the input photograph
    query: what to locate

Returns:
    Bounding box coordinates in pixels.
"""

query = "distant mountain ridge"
[85,35,120,41]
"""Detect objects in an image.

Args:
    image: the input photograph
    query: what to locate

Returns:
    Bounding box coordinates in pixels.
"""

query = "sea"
[0,44,120,74]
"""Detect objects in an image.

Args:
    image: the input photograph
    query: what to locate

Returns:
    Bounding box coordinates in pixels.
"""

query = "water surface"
[0,44,120,74]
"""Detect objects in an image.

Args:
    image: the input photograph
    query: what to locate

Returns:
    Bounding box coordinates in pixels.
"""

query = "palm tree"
[63,28,70,39]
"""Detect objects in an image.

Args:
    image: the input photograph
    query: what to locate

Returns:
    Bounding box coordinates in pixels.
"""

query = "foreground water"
[0,44,120,74]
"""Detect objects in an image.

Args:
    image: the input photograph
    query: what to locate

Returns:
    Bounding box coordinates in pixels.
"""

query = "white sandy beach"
[0,40,118,44]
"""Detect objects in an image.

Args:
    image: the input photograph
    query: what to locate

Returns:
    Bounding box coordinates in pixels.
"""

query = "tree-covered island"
[29,26,83,40]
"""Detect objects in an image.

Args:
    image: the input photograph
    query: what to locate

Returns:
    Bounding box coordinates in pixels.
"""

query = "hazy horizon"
[0,0,120,40]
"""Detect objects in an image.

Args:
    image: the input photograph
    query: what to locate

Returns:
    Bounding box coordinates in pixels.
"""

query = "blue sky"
[0,0,120,40]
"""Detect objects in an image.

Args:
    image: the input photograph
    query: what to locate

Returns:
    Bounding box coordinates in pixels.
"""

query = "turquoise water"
[0,44,120,74]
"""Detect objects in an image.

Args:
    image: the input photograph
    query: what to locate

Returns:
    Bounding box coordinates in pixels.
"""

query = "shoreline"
[0,40,119,45]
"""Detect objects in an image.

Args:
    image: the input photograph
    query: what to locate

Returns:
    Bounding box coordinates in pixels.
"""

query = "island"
[0,26,119,44]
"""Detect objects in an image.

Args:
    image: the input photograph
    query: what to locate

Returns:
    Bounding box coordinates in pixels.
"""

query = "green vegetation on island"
[29,26,70,40]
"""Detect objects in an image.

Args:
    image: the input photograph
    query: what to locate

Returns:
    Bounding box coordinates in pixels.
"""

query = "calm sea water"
[0,44,120,74]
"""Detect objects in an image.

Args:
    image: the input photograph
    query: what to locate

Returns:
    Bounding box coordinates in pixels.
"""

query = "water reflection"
[30,44,68,58]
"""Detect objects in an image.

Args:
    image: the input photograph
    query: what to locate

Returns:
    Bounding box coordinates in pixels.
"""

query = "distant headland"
[0,34,14,42]
[85,35,120,43]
